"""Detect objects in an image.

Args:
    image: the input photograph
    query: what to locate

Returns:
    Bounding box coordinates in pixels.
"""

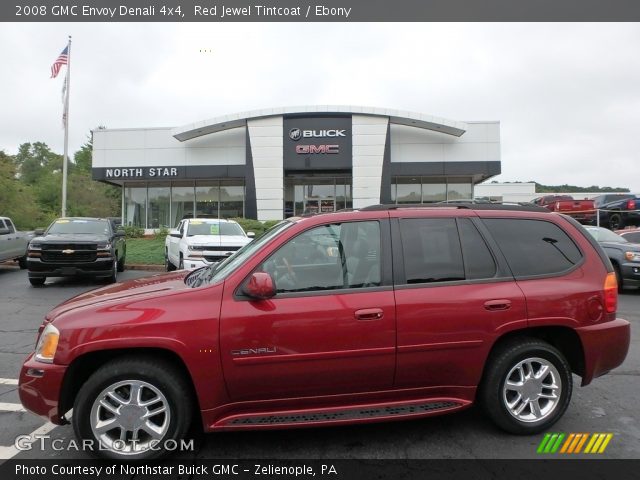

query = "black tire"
[165,250,176,272]
[107,258,117,283]
[28,277,45,286]
[178,255,184,270]
[117,250,126,272]
[479,338,572,435]
[609,213,624,230]
[614,264,623,293]
[18,255,27,269]
[72,356,193,460]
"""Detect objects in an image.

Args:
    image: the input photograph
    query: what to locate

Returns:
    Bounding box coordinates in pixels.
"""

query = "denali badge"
[231,347,277,356]
[289,128,302,141]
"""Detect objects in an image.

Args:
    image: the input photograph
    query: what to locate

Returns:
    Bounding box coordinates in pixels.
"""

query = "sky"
[1,22,639,190]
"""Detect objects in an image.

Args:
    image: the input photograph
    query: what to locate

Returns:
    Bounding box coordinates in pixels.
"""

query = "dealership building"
[92,106,501,228]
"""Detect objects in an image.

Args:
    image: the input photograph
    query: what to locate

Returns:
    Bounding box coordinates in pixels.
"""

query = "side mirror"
[34,228,45,236]
[246,231,256,238]
[242,272,276,300]
[115,228,126,237]
[169,229,182,238]
[0,227,9,235]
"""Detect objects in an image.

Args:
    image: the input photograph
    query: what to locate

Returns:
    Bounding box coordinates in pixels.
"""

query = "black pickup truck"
[593,194,640,230]
[27,217,126,286]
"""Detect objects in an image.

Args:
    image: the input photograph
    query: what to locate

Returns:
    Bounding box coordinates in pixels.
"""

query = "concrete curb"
[126,264,165,271]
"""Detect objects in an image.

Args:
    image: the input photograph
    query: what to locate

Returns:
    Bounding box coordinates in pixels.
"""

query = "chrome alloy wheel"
[90,380,170,455]
[502,357,561,423]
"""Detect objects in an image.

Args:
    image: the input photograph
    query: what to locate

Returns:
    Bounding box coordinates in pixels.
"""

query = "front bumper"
[576,317,630,386]
[19,353,67,425]
[620,262,640,287]
[27,257,113,278]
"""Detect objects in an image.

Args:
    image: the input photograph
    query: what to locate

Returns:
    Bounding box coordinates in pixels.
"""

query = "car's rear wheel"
[165,249,176,272]
[609,213,624,230]
[72,357,193,460]
[28,277,45,286]
[480,338,572,434]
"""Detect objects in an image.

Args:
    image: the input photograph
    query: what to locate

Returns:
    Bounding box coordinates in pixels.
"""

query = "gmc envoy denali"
[19,204,630,459]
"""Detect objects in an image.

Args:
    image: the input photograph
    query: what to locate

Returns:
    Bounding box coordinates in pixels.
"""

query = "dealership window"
[391,177,472,204]
[147,183,171,229]
[220,180,244,218]
[284,177,352,217]
[171,181,195,227]
[196,182,220,217]
[124,184,147,228]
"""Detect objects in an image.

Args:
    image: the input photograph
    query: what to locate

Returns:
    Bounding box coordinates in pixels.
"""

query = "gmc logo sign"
[295,145,340,154]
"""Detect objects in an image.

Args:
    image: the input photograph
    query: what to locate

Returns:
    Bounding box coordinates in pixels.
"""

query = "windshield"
[190,221,293,287]
[585,227,627,243]
[187,221,244,237]
[47,219,110,235]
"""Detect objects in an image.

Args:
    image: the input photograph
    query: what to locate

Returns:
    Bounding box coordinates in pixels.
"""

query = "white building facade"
[92,106,501,227]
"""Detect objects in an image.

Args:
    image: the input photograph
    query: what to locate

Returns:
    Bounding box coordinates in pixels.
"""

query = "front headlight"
[28,243,42,251]
[35,324,60,363]
[97,243,112,251]
[624,251,640,262]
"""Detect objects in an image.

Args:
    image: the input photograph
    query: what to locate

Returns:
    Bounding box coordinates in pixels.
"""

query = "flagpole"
[61,35,71,217]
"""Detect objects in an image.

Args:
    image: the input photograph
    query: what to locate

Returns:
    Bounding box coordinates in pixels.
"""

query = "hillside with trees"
[0,134,120,229]
[490,180,630,193]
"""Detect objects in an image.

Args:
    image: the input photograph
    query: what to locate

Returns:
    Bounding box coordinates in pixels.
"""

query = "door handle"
[355,308,384,321]
[484,299,512,311]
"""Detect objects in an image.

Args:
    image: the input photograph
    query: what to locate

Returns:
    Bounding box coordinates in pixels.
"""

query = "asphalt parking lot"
[0,264,638,460]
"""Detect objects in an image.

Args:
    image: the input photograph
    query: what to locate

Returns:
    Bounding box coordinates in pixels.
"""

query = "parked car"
[584,226,640,291]
[26,217,126,286]
[165,218,254,271]
[19,205,629,459]
[592,194,640,230]
[616,227,640,244]
[530,195,595,224]
[0,216,33,268]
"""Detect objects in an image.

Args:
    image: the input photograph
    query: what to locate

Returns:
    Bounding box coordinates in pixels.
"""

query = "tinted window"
[400,218,465,284]
[458,219,497,279]
[260,221,381,294]
[585,227,627,243]
[483,219,582,277]
[47,219,110,235]
[4,219,15,233]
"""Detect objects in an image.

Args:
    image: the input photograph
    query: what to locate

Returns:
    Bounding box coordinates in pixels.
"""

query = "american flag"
[50,46,68,78]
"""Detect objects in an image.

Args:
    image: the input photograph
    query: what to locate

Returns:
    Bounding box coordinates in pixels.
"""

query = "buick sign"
[289,128,302,141]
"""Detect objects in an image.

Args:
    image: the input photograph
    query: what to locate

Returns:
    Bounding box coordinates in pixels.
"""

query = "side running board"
[215,398,468,429]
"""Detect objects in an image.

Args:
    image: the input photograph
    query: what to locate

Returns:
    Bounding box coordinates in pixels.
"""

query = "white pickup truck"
[165,218,254,271]
[0,217,33,268]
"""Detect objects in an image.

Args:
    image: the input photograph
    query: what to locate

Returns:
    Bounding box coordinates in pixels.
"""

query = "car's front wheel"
[28,277,45,286]
[480,338,572,434]
[72,357,193,460]
[165,249,176,272]
[18,255,27,269]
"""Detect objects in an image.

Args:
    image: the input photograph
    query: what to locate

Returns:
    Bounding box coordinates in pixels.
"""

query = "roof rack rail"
[360,203,549,213]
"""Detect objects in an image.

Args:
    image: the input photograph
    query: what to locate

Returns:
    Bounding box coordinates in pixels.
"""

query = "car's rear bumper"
[576,317,630,386]
[27,257,113,277]
[19,353,67,425]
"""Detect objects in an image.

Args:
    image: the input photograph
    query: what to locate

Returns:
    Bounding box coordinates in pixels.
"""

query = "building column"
[352,115,389,209]
[247,116,284,221]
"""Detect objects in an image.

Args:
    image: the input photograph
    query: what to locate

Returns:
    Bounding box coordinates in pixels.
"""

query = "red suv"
[19,205,630,459]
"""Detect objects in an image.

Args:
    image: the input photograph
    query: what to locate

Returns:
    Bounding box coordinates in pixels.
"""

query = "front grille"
[40,244,98,263]
[41,243,97,251]
[205,255,229,262]
[190,245,242,252]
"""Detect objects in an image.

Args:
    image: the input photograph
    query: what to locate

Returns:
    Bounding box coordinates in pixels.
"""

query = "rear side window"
[458,218,497,279]
[483,219,582,278]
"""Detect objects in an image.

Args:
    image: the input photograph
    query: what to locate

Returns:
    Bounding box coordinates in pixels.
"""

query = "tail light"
[604,272,618,314]
[626,199,636,210]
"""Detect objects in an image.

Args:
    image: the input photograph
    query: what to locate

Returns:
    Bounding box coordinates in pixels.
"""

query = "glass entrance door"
[284,176,352,218]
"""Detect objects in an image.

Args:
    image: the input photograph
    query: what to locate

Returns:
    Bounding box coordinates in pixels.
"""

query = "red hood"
[46,271,191,321]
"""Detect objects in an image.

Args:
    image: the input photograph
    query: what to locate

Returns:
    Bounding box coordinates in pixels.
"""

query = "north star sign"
[105,167,178,178]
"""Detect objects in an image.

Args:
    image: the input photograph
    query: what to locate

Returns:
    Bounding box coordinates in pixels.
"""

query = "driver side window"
[260,221,381,294]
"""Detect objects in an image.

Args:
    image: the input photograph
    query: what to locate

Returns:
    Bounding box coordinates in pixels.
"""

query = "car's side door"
[168,220,184,264]
[219,219,396,401]
[4,219,21,258]
[391,211,528,391]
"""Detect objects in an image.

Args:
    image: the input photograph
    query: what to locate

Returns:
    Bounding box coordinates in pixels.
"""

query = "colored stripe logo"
[537,433,613,454]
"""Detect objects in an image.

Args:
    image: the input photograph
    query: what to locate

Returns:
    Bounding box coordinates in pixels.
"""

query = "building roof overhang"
[171,105,467,141]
